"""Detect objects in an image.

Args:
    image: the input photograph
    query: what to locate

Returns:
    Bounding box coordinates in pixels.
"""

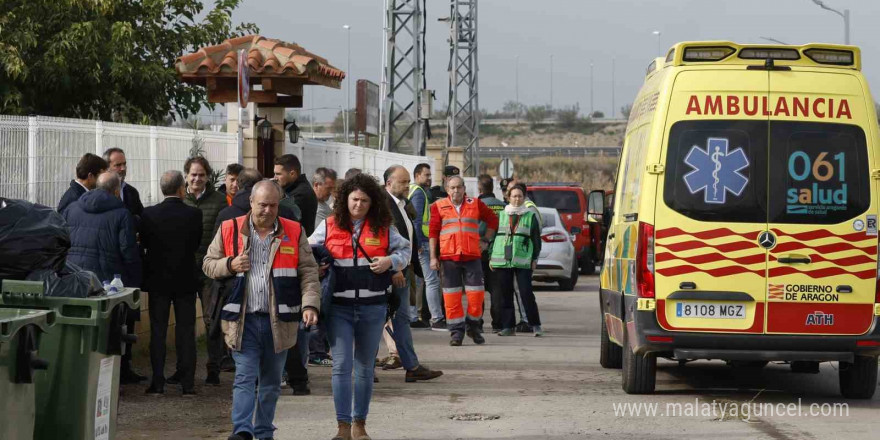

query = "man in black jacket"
[103,148,144,219]
[140,170,202,395]
[274,154,317,235]
[58,153,107,214]
[380,165,443,382]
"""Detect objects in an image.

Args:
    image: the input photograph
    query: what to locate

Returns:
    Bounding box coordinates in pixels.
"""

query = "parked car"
[533,207,579,290]
[528,184,601,275]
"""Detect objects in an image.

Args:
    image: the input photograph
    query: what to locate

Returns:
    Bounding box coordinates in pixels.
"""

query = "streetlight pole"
[343,24,351,143]
[611,58,615,119]
[589,61,594,116]
[760,36,789,44]
[515,55,520,123]
[549,54,554,109]
[653,30,662,56]
[811,0,850,45]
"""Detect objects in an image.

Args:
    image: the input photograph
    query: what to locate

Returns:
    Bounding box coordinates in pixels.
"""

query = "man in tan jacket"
[203,180,320,440]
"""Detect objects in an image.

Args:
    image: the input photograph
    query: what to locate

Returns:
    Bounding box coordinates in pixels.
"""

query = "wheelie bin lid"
[0,309,55,342]
[0,280,139,326]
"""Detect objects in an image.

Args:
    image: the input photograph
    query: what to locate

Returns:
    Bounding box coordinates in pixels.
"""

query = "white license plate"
[675,302,746,319]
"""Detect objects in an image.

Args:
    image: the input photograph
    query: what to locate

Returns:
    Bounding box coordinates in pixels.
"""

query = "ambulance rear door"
[765,70,877,335]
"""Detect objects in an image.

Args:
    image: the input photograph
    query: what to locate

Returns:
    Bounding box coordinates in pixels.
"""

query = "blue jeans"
[230,313,289,439]
[418,247,444,322]
[327,303,387,423]
[391,281,420,370]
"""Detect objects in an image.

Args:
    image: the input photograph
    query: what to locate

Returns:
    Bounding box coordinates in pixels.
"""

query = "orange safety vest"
[219,215,303,322]
[324,216,392,304]
[436,197,482,259]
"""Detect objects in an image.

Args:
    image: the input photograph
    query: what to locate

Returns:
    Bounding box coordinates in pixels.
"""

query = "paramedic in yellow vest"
[490,183,544,336]
[429,175,499,346]
[202,180,321,440]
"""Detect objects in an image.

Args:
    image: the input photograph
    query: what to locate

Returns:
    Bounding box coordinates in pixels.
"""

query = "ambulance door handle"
[778,255,811,264]
[608,233,615,240]
[836,285,853,293]
[679,281,696,290]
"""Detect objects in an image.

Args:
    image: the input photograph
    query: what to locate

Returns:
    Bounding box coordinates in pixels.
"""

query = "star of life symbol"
[683,138,749,204]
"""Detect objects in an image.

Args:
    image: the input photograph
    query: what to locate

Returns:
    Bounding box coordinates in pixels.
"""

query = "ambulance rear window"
[663,120,768,223]
[767,122,869,224]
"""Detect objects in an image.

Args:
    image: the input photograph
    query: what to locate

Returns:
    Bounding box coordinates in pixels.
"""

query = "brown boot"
[351,419,371,440]
[332,421,351,440]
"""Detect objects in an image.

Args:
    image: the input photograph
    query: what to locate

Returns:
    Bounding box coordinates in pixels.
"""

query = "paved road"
[118,276,880,439]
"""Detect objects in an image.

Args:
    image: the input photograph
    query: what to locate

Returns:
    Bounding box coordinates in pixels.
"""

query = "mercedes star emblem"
[758,231,776,249]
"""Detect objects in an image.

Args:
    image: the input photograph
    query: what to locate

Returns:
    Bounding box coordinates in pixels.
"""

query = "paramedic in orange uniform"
[429,175,498,346]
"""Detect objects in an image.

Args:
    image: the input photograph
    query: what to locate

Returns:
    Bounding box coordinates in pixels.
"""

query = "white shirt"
[388,190,414,253]
[120,181,127,202]
[75,180,90,192]
[453,201,463,215]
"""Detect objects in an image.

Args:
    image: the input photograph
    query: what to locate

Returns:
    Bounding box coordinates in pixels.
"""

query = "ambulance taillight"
[636,222,655,298]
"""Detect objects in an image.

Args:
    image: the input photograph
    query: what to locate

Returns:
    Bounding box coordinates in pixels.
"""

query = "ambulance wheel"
[580,249,595,275]
[599,315,622,369]
[839,355,878,399]
[621,328,656,394]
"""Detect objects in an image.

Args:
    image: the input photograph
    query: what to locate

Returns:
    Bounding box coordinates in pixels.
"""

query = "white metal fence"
[0,115,435,208]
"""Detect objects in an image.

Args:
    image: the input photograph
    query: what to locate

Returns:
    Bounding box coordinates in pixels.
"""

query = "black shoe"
[220,356,236,372]
[120,369,147,385]
[205,372,221,386]
[431,319,449,332]
[410,319,431,329]
[291,382,311,396]
[145,385,164,395]
[468,328,486,345]
[182,388,197,397]
[165,371,181,385]
[228,433,252,440]
[449,339,462,346]
[405,365,444,382]
[515,322,533,333]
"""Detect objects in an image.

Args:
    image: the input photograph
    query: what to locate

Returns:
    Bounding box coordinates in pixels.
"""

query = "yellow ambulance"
[593,42,880,398]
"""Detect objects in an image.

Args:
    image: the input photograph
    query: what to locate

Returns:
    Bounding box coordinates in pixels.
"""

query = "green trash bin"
[0,279,140,440]
[0,308,54,440]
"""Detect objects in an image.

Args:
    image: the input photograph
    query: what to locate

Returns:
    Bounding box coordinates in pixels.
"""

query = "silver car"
[532,207,579,290]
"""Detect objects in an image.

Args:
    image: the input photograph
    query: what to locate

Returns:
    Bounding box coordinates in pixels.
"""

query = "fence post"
[27,116,37,203]
[95,121,104,156]
[150,127,159,205]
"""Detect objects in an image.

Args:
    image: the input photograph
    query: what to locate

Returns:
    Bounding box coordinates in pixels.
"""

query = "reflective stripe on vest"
[489,210,535,269]
[325,216,392,301]
[408,184,431,236]
[220,215,303,322]
[436,197,482,259]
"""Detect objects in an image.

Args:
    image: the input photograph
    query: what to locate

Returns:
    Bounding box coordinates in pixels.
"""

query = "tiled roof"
[176,35,344,88]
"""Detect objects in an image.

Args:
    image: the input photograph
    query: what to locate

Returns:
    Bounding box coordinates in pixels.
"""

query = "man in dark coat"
[63,171,141,287]
[63,171,143,382]
[164,156,226,387]
[274,154,317,234]
[379,165,443,382]
[58,153,107,214]
[140,170,202,395]
[103,148,144,219]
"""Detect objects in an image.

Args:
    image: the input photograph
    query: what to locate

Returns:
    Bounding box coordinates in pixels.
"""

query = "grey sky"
[227,0,879,122]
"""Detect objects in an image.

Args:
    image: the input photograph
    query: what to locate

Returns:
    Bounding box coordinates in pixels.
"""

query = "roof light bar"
[738,48,800,60]
[682,46,735,62]
[804,48,854,66]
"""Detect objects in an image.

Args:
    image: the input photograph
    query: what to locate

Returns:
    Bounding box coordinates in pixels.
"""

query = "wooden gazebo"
[176,35,344,172]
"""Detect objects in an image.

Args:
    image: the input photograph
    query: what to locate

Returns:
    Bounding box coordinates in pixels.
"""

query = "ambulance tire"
[621,327,657,394]
[839,355,878,399]
[599,315,622,369]
[579,249,595,275]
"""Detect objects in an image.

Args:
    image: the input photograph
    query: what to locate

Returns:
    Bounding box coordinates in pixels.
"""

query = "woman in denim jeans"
[310,173,411,440]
